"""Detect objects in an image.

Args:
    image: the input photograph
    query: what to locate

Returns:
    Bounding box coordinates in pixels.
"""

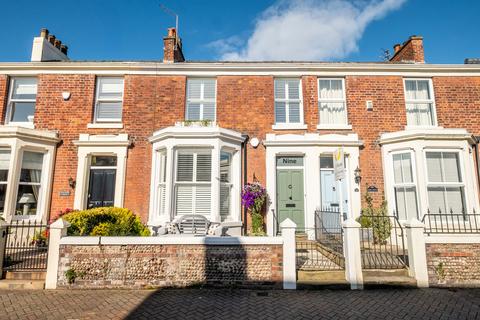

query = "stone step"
[4,271,46,280]
[298,270,346,282]
[363,275,417,287]
[363,269,409,278]
[0,280,45,290]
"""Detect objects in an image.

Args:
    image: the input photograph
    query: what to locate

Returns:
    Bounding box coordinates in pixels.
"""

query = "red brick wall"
[390,37,424,63]
[0,75,8,124]
[2,72,480,224]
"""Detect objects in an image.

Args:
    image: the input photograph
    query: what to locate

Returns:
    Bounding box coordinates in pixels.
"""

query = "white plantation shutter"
[404,79,434,126]
[275,102,286,123]
[12,78,37,100]
[0,150,11,171]
[175,150,212,216]
[157,151,167,217]
[287,80,300,99]
[274,79,302,124]
[426,152,465,213]
[318,79,347,125]
[186,79,216,121]
[95,77,124,122]
[220,152,232,221]
[274,80,286,99]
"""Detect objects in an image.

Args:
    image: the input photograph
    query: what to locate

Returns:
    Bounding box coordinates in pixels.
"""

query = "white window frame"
[185,78,217,122]
[391,150,420,220]
[403,78,437,128]
[174,148,212,216]
[6,77,37,128]
[273,78,306,130]
[317,78,351,129]
[156,150,167,219]
[220,150,233,221]
[0,148,11,218]
[424,149,466,214]
[93,77,124,123]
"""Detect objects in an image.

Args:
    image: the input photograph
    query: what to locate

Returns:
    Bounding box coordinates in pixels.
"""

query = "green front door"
[277,169,305,230]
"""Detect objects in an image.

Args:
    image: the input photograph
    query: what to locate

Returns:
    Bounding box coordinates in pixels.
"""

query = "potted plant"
[241,182,268,236]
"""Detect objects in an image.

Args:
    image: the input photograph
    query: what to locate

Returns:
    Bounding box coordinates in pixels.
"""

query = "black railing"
[359,214,408,269]
[315,206,344,257]
[421,208,480,234]
[2,220,49,272]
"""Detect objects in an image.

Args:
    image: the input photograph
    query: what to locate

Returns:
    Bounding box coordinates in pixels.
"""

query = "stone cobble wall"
[57,244,283,289]
[426,243,480,287]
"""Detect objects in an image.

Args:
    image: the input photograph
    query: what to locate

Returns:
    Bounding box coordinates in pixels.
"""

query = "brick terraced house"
[0,28,480,237]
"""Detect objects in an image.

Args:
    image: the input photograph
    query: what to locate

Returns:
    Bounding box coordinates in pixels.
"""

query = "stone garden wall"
[56,237,283,289]
[426,242,480,287]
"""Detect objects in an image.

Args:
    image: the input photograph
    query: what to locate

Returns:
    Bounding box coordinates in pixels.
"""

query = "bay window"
[15,151,44,216]
[318,78,348,126]
[175,150,212,216]
[426,151,465,214]
[404,79,436,127]
[7,77,37,126]
[274,79,303,125]
[186,79,216,121]
[392,152,418,220]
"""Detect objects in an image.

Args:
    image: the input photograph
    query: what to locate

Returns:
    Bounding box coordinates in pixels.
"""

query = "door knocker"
[288,184,292,189]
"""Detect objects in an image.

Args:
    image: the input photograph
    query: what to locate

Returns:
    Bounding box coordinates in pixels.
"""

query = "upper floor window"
[318,78,348,126]
[274,79,303,125]
[404,79,436,127]
[7,77,37,125]
[186,79,216,121]
[94,77,124,123]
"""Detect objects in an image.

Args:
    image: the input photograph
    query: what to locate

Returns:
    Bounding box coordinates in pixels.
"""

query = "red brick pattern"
[390,37,425,63]
[0,75,8,124]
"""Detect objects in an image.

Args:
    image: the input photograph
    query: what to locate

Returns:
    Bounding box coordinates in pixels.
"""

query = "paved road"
[0,287,480,320]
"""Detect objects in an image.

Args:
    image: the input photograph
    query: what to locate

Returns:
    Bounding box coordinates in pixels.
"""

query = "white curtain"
[319,79,346,125]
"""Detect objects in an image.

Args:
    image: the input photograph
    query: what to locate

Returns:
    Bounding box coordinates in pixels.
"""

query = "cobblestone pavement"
[0,287,480,320]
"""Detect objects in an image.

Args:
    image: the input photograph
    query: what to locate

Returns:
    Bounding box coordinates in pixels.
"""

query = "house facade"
[0,28,480,236]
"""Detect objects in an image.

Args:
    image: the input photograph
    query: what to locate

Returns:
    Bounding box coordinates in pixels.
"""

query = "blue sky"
[0,0,478,63]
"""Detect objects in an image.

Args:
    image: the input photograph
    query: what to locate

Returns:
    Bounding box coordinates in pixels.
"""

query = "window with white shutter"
[94,77,124,122]
[175,149,212,216]
[157,150,167,217]
[220,151,232,221]
[404,79,436,127]
[426,151,465,214]
[274,79,303,124]
[186,79,216,121]
[392,152,419,220]
[7,77,37,124]
[318,78,347,125]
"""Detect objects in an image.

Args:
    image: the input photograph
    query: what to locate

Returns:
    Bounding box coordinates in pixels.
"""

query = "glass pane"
[202,102,216,121]
[274,79,286,99]
[287,80,300,99]
[91,156,117,167]
[177,153,194,182]
[416,80,431,100]
[443,153,461,182]
[220,152,231,183]
[96,102,122,121]
[288,102,300,123]
[158,151,167,183]
[196,153,212,182]
[445,187,465,213]
[320,155,334,169]
[12,78,37,100]
[20,152,43,183]
[393,153,413,184]
[0,184,6,213]
[404,80,417,100]
[187,79,202,100]
[10,102,35,122]
[220,184,230,221]
[275,101,286,123]
[203,80,216,99]
[186,103,201,120]
[395,187,418,220]
[426,152,443,182]
[406,103,433,126]
[319,102,346,124]
[15,184,39,216]
[98,78,123,100]
[0,150,10,181]
[428,186,446,213]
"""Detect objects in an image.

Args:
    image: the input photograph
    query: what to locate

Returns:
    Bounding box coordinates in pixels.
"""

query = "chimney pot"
[393,44,401,53]
[40,28,49,38]
[60,44,68,55]
[54,39,62,49]
[48,35,56,45]
[163,27,184,63]
[167,27,177,37]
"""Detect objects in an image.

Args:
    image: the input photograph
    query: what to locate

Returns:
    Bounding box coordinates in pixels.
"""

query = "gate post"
[404,218,429,288]
[342,218,363,290]
[281,218,297,290]
[0,221,8,271]
[45,219,70,290]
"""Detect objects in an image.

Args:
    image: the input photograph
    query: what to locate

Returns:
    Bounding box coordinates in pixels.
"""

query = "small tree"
[358,187,392,244]
[241,182,268,235]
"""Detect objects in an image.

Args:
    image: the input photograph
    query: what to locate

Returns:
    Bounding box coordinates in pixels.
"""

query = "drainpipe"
[474,136,480,203]
[241,134,249,235]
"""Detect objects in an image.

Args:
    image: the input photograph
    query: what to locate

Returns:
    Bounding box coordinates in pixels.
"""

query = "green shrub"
[357,188,392,244]
[61,207,150,236]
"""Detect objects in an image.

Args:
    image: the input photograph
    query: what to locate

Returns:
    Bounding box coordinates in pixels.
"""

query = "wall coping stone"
[425,234,480,244]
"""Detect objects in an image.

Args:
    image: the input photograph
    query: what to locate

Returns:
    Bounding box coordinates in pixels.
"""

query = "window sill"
[87,123,124,129]
[5,122,34,129]
[272,124,308,130]
[316,124,352,130]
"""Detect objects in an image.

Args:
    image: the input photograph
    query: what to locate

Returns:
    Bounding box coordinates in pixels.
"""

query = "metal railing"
[2,220,49,272]
[421,208,480,234]
[359,214,408,269]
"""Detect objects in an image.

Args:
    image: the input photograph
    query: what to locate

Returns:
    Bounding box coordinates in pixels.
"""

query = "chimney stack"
[163,27,185,63]
[31,28,69,62]
[389,35,424,63]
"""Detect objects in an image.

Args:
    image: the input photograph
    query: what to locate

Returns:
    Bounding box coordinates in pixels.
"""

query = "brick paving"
[0,288,480,320]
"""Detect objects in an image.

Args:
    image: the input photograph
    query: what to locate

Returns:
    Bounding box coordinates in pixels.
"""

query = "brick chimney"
[389,35,424,63]
[31,28,69,62]
[163,28,185,63]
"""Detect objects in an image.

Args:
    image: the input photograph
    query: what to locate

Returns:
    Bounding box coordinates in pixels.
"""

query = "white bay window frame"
[391,150,420,220]
[148,125,243,226]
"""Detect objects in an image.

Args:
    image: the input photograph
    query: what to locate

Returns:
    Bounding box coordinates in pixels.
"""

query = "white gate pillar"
[342,218,364,290]
[404,218,429,288]
[45,219,70,289]
[281,218,297,290]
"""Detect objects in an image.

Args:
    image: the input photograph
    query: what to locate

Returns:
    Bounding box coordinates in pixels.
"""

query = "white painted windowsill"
[272,124,308,130]
[87,123,124,129]
[316,124,352,130]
